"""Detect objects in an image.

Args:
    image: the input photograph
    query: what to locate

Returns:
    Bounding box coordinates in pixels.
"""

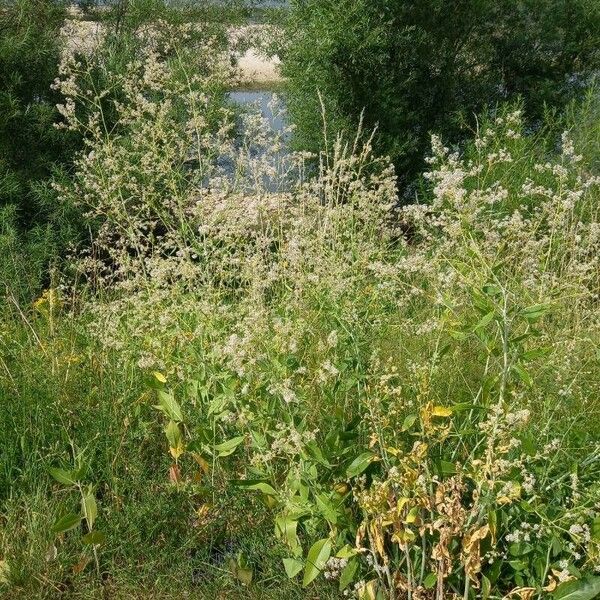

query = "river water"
[228,90,287,134]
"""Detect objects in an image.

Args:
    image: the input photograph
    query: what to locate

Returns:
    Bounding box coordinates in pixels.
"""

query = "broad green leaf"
[208,394,228,417]
[404,506,420,524]
[302,538,332,587]
[336,544,357,559]
[339,557,358,591]
[236,567,253,586]
[553,576,600,600]
[51,513,81,534]
[482,284,502,297]
[346,452,375,478]
[154,390,183,422]
[227,556,253,585]
[165,420,181,446]
[482,574,491,600]
[423,573,437,589]
[82,489,97,531]
[82,530,106,545]
[591,517,600,541]
[48,467,79,486]
[215,436,245,457]
[250,430,267,449]
[521,303,551,321]
[305,441,332,466]
[522,347,551,360]
[283,558,303,579]
[276,515,300,554]
[165,420,185,460]
[474,310,495,331]
[513,364,533,386]
[241,481,277,496]
[315,493,338,524]
[439,460,457,475]
[402,413,418,431]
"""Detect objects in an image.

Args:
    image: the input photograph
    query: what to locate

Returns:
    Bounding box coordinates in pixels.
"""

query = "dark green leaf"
[346,452,375,478]
[553,576,600,600]
[48,467,79,486]
[339,558,358,591]
[154,390,183,422]
[215,436,244,457]
[51,513,81,534]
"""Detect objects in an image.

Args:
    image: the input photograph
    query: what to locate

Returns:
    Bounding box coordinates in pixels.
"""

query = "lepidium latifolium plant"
[50,31,600,598]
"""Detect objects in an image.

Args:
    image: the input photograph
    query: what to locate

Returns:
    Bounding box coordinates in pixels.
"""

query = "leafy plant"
[48,452,105,576]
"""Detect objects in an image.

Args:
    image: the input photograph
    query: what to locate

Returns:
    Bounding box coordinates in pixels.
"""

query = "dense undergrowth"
[1,5,600,600]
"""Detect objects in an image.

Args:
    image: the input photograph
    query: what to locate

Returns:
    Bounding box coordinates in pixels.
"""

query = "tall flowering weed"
[54,45,600,599]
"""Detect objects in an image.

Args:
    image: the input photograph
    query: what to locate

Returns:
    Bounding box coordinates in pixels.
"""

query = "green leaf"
[513,364,533,386]
[250,430,267,449]
[51,513,81,534]
[402,413,418,431]
[48,467,79,486]
[228,555,253,585]
[438,460,457,475]
[165,420,182,449]
[240,481,277,496]
[339,558,358,591]
[276,515,301,554]
[482,574,491,600]
[214,436,245,457]
[591,517,600,541]
[474,310,495,331]
[522,347,551,360]
[336,545,357,559]
[283,558,303,579]
[423,573,437,589]
[315,493,338,524]
[509,560,526,571]
[82,530,106,545]
[482,284,502,297]
[553,576,600,600]
[82,488,97,531]
[236,566,253,586]
[521,303,551,321]
[509,542,533,557]
[346,452,375,478]
[154,390,183,422]
[302,538,332,587]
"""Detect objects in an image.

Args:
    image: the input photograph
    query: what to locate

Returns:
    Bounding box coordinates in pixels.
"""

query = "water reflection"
[228,90,287,135]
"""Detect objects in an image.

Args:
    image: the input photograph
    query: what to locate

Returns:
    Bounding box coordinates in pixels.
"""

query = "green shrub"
[0,0,80,298]
[281,0,600,185]
[0,0,70,212]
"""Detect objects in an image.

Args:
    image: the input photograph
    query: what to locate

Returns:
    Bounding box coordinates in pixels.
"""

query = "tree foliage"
[282,0,600,183]
[0,0,73,217]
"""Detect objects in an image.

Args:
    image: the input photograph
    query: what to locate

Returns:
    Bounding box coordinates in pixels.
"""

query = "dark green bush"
[0,0,82,299]
[0,0,73,219]
[281,0,600,184]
